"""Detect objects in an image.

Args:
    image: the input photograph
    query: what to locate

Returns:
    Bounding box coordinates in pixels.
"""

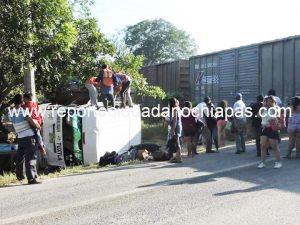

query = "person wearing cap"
[233,93,247,154]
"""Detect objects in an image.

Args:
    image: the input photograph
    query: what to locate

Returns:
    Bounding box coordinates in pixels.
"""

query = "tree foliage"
[124,18,198,65]
[0,0,166,108]
[109,39,166,100]
[0,0,114,103]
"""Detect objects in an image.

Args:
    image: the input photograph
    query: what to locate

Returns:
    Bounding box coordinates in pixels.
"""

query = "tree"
[55,17,115,85]
[108,37,166,100]
[124,18,198,65]
[0,0,115,102]
[0,0,78,103]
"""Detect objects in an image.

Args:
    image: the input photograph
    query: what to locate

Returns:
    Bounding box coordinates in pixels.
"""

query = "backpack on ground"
[153,149,171,161]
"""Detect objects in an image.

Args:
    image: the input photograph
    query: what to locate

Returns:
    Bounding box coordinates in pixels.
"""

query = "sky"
[91,0,300,55]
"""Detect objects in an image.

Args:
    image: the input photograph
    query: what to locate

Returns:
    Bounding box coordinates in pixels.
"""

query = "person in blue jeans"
[96,64,117,110]
[233,93,247,154]
[9,94,41,184]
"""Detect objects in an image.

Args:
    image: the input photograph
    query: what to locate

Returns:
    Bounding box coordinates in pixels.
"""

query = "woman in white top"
[257,96,283,169]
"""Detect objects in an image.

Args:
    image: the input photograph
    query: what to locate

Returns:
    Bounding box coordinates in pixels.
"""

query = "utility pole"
[24,65,36,101]
[24,0,36,101]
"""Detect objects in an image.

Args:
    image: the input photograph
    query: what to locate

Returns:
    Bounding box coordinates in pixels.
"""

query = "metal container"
[260,36,300,104]
[190,35,300,106]
[139,60,190,106]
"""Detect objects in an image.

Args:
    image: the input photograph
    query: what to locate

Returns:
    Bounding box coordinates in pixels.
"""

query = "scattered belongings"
[98,143,172,167]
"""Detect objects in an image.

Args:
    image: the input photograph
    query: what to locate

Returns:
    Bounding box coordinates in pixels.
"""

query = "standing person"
[168,98,182,163]
[196,97,218,153]
[204,97,219,152]
[251,95,264,157]
[96,64,116,110]
[257,96,283,169]
[114,72,133,108]
[284,96,300,159]
[233,93,247,154]
[23,93,46,157]
[181,101,198,157]
[267,89,282,106]
[9,94,41,184]
[85,75,99,109]
[217,100,228,147]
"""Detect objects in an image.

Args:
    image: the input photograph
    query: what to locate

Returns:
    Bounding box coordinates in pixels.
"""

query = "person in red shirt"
[181,101,198,157]
[23,93,46,156]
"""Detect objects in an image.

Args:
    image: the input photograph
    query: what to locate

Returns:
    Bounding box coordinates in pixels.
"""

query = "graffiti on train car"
[195,71,219,85]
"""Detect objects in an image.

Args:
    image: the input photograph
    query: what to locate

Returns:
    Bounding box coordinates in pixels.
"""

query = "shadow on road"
[138,139,300,196]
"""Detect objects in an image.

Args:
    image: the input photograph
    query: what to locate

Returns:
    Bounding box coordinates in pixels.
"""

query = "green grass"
[142,121,167,141]
[0,172,18,187]
[0,160,145,187]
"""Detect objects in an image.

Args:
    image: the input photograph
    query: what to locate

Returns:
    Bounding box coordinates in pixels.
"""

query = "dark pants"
[253,125,261,156]
[102,93,115,109]
[16,136,38,182]
[209,126,219,150]
[120,81,131,107]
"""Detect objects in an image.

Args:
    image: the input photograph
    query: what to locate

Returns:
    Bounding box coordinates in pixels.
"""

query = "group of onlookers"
[166,89,300,169]
[85,64,133,110]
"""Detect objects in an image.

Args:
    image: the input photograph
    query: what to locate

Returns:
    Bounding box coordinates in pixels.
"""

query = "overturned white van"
[42,105,141,167]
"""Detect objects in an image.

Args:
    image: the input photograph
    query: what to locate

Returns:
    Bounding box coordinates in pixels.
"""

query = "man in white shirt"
[233,93,247,154]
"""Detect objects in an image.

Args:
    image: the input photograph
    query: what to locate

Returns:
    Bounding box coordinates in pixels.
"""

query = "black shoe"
[194,152,199,155]
[28,179,42,185]
[17,176,25,181]
[206,151,216,154]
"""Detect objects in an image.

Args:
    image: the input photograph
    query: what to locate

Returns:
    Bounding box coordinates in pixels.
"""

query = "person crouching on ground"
[23,92,46,157]
[9,94,41,184]
[181,101,198,157]
[257,96,284,169]
[168,98,182,163]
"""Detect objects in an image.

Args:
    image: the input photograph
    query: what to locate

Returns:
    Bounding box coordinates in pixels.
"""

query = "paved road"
[1,140,300,225]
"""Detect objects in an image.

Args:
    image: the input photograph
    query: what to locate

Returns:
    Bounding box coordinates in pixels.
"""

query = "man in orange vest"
[96,64,117,110]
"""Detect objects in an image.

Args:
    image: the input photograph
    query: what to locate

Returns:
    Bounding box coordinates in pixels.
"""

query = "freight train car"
[139,60,190,106]
[190,35,300,106]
